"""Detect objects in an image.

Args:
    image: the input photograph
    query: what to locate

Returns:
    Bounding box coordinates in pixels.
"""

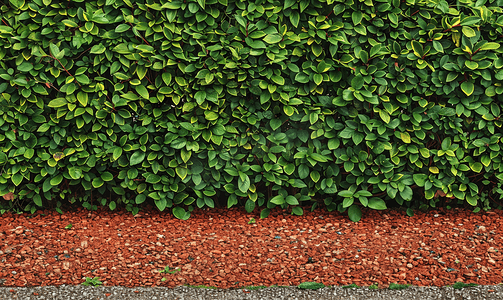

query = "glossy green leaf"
[12,174,23,186]
[130,151,145,166]
[461,81,474,96]
[368,198,387,210]
[348,205,362,222]
[264,34,282,44]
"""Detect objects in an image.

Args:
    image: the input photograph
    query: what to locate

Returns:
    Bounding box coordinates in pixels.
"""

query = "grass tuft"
[342,283,360,288]
[388,283,410,290]
[452,282,478,289]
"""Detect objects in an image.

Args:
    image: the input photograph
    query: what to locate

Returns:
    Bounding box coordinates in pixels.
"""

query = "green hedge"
[0,0,503,221]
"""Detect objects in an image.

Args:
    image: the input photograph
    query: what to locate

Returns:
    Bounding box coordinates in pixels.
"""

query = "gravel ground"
[1,284,503,300]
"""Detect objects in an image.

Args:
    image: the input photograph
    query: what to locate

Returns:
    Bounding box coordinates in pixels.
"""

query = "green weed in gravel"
[342,283,360,288]
[242,285,267,290]
[81,277,102,286]
[184,284,218,289]
[298,282,325,289]
[388,283,410,290]
[452,282,478,289]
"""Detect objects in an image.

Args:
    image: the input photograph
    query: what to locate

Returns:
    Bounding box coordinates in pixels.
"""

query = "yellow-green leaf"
[176,167,188,180]
[400,132,411,143]
[461,81,474,96]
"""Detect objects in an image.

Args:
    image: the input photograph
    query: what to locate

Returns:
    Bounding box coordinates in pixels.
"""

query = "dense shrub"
[0,0,502,221]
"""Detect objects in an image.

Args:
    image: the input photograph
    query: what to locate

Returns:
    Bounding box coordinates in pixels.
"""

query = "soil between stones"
[1,205,502,290]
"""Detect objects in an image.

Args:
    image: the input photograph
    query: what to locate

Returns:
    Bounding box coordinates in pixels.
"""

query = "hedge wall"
[0,0,502,221]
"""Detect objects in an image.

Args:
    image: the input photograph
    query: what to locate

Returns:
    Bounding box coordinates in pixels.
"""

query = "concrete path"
[1,284,503,300]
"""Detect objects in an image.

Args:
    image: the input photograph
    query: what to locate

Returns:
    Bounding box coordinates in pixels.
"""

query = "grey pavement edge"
[1,284,503,300]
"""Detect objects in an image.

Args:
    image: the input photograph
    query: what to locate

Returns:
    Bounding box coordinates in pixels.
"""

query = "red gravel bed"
[1,206,502,289]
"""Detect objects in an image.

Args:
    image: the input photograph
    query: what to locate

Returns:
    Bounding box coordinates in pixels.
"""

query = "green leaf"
[461,81,474,96]
[204,111,219,121]
[370,44,381,57]
[12,173,23,186]
[43,178,53,192]
[264,34,282,44]
[284,0,295,9]
[368,198,387,210]
[146,174,161,184]
[291,206,303,216]
[411,40,424,58]
[181,149,191,163]
[462,26,476,38]
[90,44,106,54]
[295,73,310,83]
[348,205,362,222]
[194,91,206,105]
[136,194,146,204]
[481,155,491,167]
[379,110,390,124]
[401,186,413,201]
[470,162,483,173]
[17,62,33,72]
[156,199,167,211]
[101,172,114,182]
[9,0,25,9]
[197,0,205,9]
[271,75,285,85]
[260,208,271,219]
[92,177,104,188]
[311,44,323,57]
[284,164,295,175]
[115,24,130,33]
[136,85,149,99]
[112,147,122,161]
[344,161,354,172]
[343,198,354,208]
[298,164,309,179]
[270,195,285,205]
[352,11,363,25]
[68,167,82,180]
[479,42,500,50]
[176,167,188,180]
[310,153,328,162]
[125,146,144,164]
[286,195,299,205]
[50,175,63,186]
[400,132,411,143]
[338,190,354,197]
[310,170,320,183]
[48,98,67,108]
[413,174,428,187]
[238,174,250,193]
[432,40,443,53]
[290,11,300,27]
[162,72,172,85]
[351,75,364,90]
[245,199,255,213]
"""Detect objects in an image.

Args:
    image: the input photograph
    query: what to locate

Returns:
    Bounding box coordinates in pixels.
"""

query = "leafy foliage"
[0,0,502,221]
